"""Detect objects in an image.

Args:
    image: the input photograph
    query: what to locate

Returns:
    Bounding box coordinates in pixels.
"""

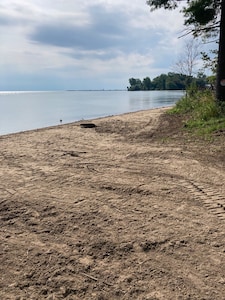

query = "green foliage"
[143,77,152,90]
[127,72,207,91]
[152,74,167,90]
[170,87,225,136]
[146,0,225,102]
[146,0,178,11]
[146,0,221,37]
[201,49,217,75]
[183,0,217,27]
[128,78,143,91]
[207,75,216,87]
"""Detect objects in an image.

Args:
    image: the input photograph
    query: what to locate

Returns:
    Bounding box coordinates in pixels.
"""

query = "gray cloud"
[31,24,121,50]
[0,1,192,90]
[29,3,163,64]
[30,5,128,51]
[0,16,12,25]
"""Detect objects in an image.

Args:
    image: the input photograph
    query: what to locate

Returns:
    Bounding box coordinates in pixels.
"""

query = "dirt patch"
[1,108,225,299]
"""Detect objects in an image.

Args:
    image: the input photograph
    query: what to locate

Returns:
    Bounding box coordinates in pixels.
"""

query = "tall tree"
[146,0,225,102]
[173,39,201,77]
[143,77,152,90]
[217,0,225,102]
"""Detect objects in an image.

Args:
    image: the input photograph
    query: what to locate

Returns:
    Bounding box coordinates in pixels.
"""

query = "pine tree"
[146,0,225,102]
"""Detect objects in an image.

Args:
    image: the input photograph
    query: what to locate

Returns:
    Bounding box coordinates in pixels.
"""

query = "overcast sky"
[0,0,213,91]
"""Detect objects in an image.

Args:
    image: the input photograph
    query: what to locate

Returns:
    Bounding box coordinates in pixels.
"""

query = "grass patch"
[169,88,225,136]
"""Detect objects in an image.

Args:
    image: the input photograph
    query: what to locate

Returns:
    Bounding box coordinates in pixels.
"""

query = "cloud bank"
[0,0,206,90]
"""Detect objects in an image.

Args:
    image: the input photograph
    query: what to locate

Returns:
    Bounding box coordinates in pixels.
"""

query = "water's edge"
[0,106,172,138]
[0,90,184,136]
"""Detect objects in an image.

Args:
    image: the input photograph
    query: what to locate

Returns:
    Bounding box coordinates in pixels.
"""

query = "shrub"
[169,86,225,136]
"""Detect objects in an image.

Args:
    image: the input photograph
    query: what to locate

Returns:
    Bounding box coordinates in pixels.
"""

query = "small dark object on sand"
[80,123,97,128]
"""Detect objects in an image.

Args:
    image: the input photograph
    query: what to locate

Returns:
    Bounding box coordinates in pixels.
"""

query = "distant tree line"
[127,72,207,91]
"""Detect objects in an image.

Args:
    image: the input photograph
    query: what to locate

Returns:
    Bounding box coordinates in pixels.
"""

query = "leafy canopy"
[147,0,225,102]
[146,0,221,36]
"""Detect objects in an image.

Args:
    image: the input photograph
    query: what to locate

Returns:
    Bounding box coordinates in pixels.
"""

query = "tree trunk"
[216,0,225,102]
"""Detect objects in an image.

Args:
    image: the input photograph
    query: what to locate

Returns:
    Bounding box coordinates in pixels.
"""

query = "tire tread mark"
[179,179,225,220]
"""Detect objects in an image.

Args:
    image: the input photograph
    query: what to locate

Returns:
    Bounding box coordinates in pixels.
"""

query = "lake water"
[0,90,184,136]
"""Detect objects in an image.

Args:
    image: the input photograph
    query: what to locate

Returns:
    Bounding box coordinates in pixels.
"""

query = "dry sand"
[1,108,225,299]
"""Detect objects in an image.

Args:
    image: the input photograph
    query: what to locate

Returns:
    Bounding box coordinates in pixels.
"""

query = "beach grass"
[169,88,225,136]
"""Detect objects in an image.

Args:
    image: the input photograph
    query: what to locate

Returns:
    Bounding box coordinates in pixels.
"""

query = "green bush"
[169,86,225,136]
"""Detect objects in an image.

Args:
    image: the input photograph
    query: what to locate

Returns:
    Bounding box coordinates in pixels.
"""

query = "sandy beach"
[1,107,225,299]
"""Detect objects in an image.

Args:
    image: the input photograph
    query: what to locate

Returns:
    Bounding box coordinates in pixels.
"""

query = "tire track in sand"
[180,179,225,220]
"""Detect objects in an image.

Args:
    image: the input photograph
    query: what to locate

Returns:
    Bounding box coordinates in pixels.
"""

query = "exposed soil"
[1,108,225,300]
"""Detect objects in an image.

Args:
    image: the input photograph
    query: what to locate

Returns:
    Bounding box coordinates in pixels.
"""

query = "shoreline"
[0,106,172,138]
[0,89,184,137]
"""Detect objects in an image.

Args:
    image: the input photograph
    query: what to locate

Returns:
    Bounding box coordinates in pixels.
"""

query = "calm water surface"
[0,90,184,136]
